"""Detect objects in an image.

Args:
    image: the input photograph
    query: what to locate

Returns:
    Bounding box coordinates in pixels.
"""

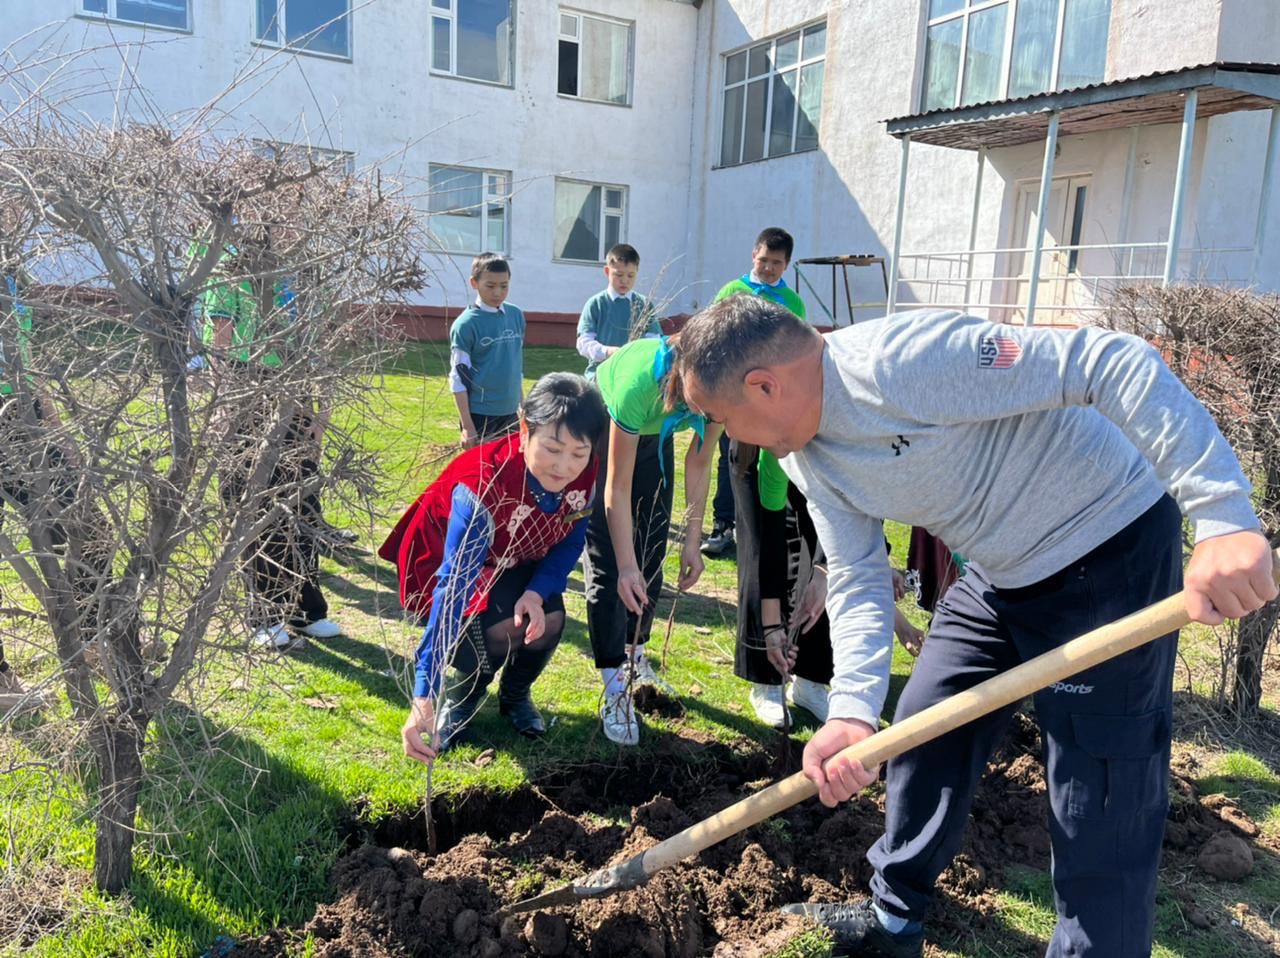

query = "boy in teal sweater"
[450,253,526,446]
[576,243,661,380]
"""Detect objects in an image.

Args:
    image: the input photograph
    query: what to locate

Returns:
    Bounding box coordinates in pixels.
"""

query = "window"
[431,0,514,86]
[922,0,1112,111]
[428,165,511,254]
[256,0,351,58]
[254,141,356,175]
[553,179,625,263]
[718,21,826,168]
[558,11,632,105]
[79,0,190,30]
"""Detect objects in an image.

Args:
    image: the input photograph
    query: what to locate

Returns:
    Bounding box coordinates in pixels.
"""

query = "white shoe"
[252,624,292,650]
[629,650,675,693]
[601,690,640,746]
[789,675,830,723]
[298,619,341,639]
[749,682,789,728]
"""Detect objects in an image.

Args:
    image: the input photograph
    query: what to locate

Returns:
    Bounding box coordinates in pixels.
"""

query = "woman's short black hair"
[521,372,608,447]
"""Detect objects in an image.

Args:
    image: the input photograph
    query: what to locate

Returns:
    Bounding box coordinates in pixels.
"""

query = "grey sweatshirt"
[780,310,1259,728]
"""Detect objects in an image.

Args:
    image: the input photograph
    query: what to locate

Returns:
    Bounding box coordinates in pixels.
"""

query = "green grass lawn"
[1,343,1277,957]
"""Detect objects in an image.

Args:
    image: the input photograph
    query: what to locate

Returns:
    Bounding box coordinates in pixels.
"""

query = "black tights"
[453,610,565,679]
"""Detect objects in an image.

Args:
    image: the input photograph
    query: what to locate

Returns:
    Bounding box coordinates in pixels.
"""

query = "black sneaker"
[780,900,923,958]
[700,522,735,556]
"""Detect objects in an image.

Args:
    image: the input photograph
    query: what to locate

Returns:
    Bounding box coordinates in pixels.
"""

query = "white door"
[1006,175,1091,324]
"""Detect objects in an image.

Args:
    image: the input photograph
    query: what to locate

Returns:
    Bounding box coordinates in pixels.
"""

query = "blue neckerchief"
[650,337,707,482]
[525,468,564,514]
[740,273,787,306]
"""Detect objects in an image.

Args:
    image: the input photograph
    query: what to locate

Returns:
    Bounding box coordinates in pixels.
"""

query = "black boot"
[498,643,557,738]
[436,668,495,750]
[780,900,923,958]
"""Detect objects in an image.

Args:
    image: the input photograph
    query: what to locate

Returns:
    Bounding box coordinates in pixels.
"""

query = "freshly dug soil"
[237,713,1275,957]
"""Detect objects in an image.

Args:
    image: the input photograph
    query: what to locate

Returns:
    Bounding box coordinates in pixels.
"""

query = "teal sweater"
[576,290,660,380]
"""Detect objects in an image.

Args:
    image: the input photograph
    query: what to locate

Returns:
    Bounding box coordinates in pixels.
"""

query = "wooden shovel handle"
[640,546,1280,877]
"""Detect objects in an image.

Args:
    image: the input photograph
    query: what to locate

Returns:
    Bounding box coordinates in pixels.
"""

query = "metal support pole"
[963,148,987,311]
[1251,105,1280,286]
[1163,89,1199,286]
[887,134,911,314]
[1024,111,1060,327]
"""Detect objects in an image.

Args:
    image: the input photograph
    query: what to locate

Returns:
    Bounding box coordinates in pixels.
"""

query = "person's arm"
[758,472,793,675]
[605,422,647,614]
[401,485,493,765]
[576,299,614,363]
[677,423,721,591]
[449,318,479,445]
[876,313,1274,621]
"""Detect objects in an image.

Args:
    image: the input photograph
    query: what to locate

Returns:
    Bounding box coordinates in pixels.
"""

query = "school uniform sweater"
[576,289,661,380]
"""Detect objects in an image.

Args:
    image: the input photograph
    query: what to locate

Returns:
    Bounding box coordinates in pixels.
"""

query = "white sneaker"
[749,682,789,728]
[601,690,640,746]
[252,624,292,650]
[788,675,830,723]
[298,619,341,639]
[629,650,675,693]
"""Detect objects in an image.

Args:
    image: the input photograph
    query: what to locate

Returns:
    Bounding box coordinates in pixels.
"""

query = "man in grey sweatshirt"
[677,295,1276,958]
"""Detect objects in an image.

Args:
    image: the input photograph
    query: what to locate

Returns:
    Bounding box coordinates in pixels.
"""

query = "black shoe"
[498,693,546,738]
[780,901,923,958]
[436,670,494,750]
[700,522,735,556]
[497,643,556,739]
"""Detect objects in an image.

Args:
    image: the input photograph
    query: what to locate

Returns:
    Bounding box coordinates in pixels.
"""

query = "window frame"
[715,19,827,169]
[255,0,353,62]
[254,140,356,176]
[429,0,517,88]
[552,177,628,265]
[427,164,513,256]
[920,0,1111,112]
[557,8,635,107]
[77,0,192,33]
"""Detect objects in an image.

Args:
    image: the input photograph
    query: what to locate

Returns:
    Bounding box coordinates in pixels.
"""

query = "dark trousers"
[583,433,674,669]
[220,414,328,630]
[712,430,735,528]
[868,495,1181,957]
[471,412,518,442]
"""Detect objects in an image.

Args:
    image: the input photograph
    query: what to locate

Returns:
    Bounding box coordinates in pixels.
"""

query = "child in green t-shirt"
[585,336,721,745]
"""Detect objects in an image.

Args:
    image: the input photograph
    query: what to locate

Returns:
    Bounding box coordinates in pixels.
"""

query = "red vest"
[378,433,598,619]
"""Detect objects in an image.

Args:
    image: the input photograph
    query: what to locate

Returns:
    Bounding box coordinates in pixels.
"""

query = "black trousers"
[470,412,518,442]
[868,495,1181,958]
[220,412,328,630]
[712,430,735,527]
[583,433,674,669]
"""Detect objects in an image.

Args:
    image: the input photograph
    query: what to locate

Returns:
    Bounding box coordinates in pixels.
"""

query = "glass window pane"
[432,17,451,71]
[487,203,506,253]
[720,84,745,165]
[604,188,623,209]
[1067,185,1087,272]
[488,173,508,195]
[116,0,188,28]
[558,39,578,95]
[456,0,512,84]
[83,0,108,12]
[285,0,349,56]
[929,0,965,18]
[748,44,770,77]
[769,69,798,157]
[742,77,768,162]
[604,214,621,251]
[802,23,826,60]
[1058,0,1110,90]
[796,61,824,152]
[961,3,1008,106]
[1009,0,1058,98]
[725,51,746,86]
[429,167,484,252]
[256,0,278,41]
[431,0,449,7]
[559,13,577,37]
[555,182,602,261]
[922,18,963,111]
[579,16,630,104]
[775,32,800,70]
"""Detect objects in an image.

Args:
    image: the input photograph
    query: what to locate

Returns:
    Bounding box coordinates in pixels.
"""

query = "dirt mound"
[235,718,1276,957]
[633,685,687,719]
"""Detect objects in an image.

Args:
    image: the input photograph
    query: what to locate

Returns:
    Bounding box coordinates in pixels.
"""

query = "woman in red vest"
[383,373,606,764]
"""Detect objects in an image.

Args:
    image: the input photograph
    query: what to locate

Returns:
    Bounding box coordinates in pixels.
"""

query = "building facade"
[3,1,1279,330]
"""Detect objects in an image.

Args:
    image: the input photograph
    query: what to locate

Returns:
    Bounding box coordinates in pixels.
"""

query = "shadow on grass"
[291,632,411,705]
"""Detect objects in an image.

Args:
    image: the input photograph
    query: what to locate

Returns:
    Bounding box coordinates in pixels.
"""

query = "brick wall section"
[389,305,694,347]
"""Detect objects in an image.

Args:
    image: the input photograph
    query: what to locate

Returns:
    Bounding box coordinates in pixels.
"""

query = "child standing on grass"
[575,243,661,381]
[584,336,721,746]
[450,253,525,447]
[388,373,607,763]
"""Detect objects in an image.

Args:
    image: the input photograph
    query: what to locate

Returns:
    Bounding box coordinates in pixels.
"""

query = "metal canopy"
[885,62,1280,151]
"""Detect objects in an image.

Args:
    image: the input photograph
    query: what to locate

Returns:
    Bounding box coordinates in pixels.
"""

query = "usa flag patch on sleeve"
[978,334,1021,369]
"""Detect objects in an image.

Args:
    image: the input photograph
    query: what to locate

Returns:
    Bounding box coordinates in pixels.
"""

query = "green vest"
[194,243,292,368]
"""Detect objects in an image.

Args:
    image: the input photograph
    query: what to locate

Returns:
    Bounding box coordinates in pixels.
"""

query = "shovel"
[501,546,1280,916]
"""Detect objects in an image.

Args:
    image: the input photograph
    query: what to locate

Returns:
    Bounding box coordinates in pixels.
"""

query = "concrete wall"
[0,0,700,317]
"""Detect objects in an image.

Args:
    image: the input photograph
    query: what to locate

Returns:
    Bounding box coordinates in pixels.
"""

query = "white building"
[3,0,1279,332]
